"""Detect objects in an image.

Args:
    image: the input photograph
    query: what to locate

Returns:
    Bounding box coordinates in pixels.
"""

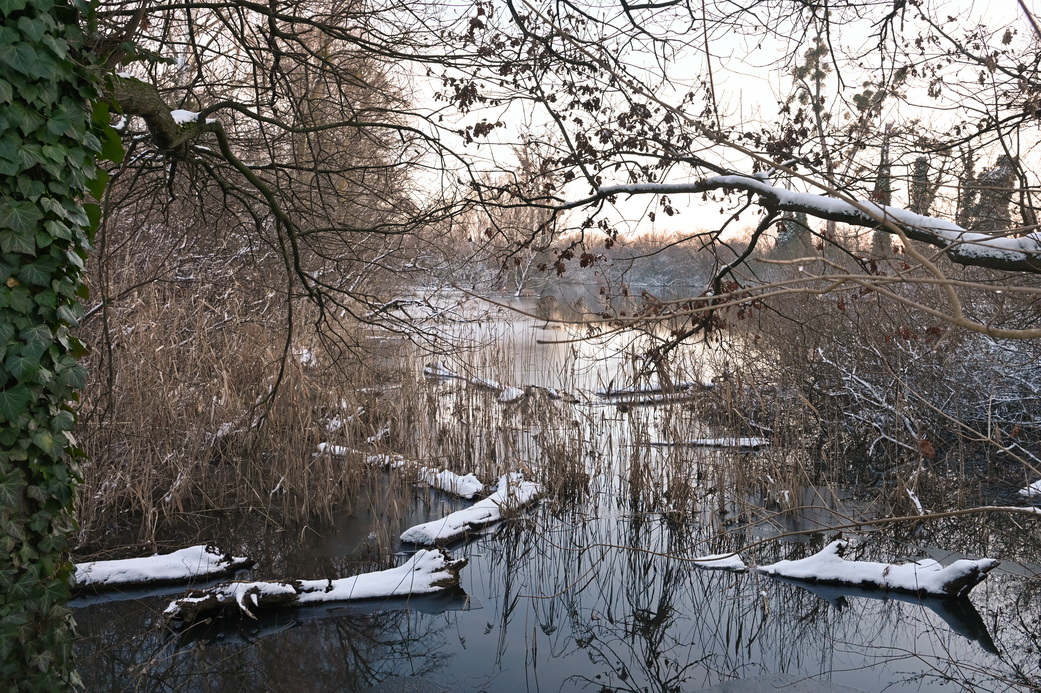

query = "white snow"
[171,109,201,125]
[418,468,485,499]
[164,549,465,621]
[1018,480,1041,500]
[75,545,251,590]
[692,553,747,571]
[499,386,526,403]
[400,473,542,545]
[758,540,999,598]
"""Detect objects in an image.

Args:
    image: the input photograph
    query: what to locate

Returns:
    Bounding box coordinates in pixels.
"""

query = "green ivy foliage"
[0,0,103,688]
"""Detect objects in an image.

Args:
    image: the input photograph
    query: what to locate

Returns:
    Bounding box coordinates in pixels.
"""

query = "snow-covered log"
[74,545,253,593]
[652,437,770,450]
[758,540,999,599]
[400,474,542,545]
[164,549,466,625]
[424,361,527,403]
[315,445,485,499]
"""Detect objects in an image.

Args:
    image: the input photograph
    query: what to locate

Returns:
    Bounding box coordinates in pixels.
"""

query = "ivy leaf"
[6,352,41,380]
[0,0,29,14]
[0,199,43,235]
[0,475,24,509]
[58,364,86,390]
[86,169,108,200]
[0,43,38,78]
[32,430,65,458]
[51,410,74,432]
[0,385,31,423]
[99,126,124,164]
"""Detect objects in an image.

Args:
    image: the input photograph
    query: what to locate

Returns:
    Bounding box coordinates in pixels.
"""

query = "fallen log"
[316,445,485,499]
[400,473,542,546]
[423,361,527,403]
[758,540,999,599]
[74,545,253,594]
[651,437,770,450]
[164,548,466,626]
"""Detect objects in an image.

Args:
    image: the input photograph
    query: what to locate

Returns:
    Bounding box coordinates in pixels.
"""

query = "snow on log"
[692,553,747,571]
[164,548,466,625]
[74,545,253,593]
[758,540,999,599]
[424,361,527,403]
[400,473,542,546]
[315,445,485,499]
[652,437,770,450]
[595,381,707,398]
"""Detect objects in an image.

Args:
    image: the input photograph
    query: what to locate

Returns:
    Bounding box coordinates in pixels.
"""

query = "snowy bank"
[400,474,542,545]
[758,540,999,599]
[164,548,466,625]
[74,545,253,592]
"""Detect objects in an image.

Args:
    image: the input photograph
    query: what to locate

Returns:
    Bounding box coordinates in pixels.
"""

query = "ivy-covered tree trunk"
[0,0,99,688]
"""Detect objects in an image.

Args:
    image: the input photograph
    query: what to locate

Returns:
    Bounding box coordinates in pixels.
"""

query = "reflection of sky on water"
[75,296,1041,691]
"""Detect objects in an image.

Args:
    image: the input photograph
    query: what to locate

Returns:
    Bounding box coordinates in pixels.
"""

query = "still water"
[74,292,1041,692]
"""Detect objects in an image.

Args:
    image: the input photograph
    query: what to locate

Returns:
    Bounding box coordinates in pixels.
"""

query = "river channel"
[74,291,1041,692]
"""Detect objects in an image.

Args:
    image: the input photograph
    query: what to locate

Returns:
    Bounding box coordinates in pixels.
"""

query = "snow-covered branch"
[562,176,1041,273]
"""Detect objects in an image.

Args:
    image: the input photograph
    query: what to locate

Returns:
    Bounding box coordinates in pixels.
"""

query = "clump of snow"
[758,540,999,598]
[499,386,526,403]
[75,545,252,591]
[1019,480,1041,500]
[171,109,201,125]
[165,549,466,623]
[400,473,542,545]
[692,553,747,571]
[419,468,485,499]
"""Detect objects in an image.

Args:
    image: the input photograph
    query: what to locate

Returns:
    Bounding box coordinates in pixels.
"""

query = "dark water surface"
[74,295,1041,692]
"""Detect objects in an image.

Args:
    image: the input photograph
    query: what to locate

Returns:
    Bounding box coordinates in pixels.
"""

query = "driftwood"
[164,549,466,626]
[651,437,770,450]
[400,474,542,546]
[74,545,253,594]
[758,540,999,599]
[316,445,486,499]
